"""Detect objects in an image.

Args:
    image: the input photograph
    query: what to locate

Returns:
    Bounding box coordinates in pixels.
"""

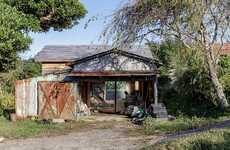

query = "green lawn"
[143,127,230,150]
[142,115,230,150]
[143,116,229,135]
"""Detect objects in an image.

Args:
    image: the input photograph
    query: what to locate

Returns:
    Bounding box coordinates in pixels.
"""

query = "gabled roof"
[34,45,155,63]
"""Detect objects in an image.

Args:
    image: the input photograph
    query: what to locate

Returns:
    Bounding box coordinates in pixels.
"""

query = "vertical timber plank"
[114,81,117,113]
[86,81,91,107]
[153,76,158,105]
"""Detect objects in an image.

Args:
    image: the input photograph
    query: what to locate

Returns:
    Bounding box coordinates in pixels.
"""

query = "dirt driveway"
[0,114,159,150]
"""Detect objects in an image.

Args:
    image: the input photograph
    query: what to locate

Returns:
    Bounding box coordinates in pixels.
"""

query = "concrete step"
[150,103,168,119]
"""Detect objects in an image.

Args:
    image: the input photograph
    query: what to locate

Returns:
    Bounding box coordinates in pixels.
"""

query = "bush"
[221,74,230,101]
[0,91,15,117]
[160,68,218,117]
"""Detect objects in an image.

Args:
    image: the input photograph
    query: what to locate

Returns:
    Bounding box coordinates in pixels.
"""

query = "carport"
[66,48,159,113]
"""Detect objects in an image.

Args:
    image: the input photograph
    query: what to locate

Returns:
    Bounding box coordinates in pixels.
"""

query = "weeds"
[0,117,89,139]
[143,116,227,135]
[144,128,230,150]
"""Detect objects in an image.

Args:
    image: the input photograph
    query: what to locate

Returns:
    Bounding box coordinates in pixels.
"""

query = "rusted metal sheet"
[15,74,66,118]
[15,80,33,118]
[38,82,78,119]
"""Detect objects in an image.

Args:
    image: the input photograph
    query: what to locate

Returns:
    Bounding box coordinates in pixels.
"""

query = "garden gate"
[38,81,78,119]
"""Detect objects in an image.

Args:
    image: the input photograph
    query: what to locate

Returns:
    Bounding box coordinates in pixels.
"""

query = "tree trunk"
[205,47,229,109]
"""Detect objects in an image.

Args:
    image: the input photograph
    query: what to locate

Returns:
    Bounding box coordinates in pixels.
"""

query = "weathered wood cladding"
[73,53,156,72]
[41,63,71,75]
[35,45,159,75]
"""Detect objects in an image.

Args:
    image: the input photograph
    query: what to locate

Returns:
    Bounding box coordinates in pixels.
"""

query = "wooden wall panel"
[42,63,70,75]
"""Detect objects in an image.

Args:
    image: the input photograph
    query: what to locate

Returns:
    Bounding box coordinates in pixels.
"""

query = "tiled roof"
[220,44,230,55]
[213,43,230,55]
[35,45,155,62]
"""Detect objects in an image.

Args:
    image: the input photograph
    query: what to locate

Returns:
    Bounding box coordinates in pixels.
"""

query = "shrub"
[221,74,230,101]
[0,91,15,117]
[160,68,218,117]
[219,56,230,103]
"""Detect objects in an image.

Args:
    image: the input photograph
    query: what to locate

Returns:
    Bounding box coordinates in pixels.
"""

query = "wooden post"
[86,82,90,107]
[114,81,117,113]
[153,76,158,105]
[126,81,131,94]
[82,82,87,105]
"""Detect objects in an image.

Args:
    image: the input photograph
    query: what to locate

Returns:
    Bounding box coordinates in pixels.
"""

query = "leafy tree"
[0,58,41,94]
[150,40,217,116]
[0,0,86,71]
[21,59,41,79]
[5,0,86,31]
[105,0,230,109]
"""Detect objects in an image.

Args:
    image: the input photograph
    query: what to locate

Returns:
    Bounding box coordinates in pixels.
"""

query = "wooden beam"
[86,82,91,107]
[153,76,158,105]
[69,71,158,77]
[114,81,117,113]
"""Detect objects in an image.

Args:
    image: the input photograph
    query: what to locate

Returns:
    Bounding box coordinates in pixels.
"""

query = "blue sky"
[21,0,127,59]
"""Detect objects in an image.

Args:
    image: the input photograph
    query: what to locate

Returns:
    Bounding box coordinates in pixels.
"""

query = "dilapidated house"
[16,45,162,119]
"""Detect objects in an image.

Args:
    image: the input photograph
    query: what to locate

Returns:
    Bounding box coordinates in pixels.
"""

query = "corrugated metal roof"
[34,45,154,62]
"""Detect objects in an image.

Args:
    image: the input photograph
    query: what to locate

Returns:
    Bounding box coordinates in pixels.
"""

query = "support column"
[125,81,131,94]
[86,82,91,107]
[114,81,117,113]
[135,81,139,91]
[153,76,158,105]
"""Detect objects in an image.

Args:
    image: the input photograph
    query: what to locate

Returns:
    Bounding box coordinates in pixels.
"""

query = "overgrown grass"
[143,116,229,135]
[0,117,89,139]
[143,128,230,150]
[0,116,124,139]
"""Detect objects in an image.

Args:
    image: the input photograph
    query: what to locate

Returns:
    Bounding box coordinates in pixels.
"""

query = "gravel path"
[0,115,158,150]
[3,116,228,149]
[0,129,141,150]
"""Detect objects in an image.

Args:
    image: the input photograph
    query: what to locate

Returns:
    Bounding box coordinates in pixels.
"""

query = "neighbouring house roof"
[34,45,155,63]
[220,44,230,55]
[213,43,230,55]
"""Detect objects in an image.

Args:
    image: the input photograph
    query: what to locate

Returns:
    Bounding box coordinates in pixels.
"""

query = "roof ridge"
[35,45,154,62]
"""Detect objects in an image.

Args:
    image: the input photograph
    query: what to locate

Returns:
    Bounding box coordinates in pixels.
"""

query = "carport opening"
[78,79,156,114]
